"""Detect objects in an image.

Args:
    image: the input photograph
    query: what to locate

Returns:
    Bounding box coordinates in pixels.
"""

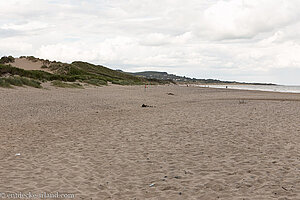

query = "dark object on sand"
[142,104,153,108]
[167,93,174,95]
[239,100,246,104]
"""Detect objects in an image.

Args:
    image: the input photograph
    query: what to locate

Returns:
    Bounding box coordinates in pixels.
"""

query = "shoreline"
[193,84,300,94]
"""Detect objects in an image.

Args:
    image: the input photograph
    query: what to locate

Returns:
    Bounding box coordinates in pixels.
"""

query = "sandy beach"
[0,85,299,200]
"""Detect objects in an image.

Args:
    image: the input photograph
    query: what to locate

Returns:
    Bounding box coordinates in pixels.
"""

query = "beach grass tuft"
[0,77,42,88]
[52,80,83,88]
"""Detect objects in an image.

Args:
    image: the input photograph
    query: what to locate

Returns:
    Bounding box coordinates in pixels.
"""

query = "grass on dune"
[71,61,143,82]
[0,64,78,82]
[51,80,83,88]
[0,78,12,88]
[82,79,107,86]
[0,77,42,88]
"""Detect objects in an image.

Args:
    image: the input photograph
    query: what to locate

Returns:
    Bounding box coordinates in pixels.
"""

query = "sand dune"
[6,58,52,73]
[0,85,299,199]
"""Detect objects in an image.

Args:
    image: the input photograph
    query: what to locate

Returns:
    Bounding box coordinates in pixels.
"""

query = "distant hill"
[129,71,276,85]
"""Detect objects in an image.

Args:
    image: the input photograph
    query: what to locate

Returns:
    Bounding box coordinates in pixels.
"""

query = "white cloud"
[1,21,48,31]
[1,0,300,84]
[199,0,300,40]
[139,33,171,46]
[0,38,33,52]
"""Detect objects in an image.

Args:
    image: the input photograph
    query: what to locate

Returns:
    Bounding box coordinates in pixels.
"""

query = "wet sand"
[0,85,299,199]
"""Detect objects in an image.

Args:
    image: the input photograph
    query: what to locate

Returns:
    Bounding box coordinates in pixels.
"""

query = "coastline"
[194,84,300,94]
[0,85,299,199]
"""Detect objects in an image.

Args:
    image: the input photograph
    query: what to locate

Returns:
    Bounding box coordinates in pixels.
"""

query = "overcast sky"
[1,0,300,85]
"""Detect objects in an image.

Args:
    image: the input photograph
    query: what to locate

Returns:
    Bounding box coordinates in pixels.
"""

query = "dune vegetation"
[51,80,83,88]
[0,76,42,88]
[0,56,174,88]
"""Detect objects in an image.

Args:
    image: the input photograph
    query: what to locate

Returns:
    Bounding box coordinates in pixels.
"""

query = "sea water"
[197,84,300,93]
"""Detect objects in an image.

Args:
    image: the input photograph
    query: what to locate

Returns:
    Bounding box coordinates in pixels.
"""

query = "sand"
[6,58,52,73]
[0,85,299,199]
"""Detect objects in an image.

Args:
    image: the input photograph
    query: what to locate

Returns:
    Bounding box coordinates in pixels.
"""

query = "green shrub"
[0,56,15,64]
[26,56,39,62]
[42,60,51,65]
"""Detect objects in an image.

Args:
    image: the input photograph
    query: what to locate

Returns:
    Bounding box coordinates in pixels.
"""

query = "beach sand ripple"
[0,85,299,199]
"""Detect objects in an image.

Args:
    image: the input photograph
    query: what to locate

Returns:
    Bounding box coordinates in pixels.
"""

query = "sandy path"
[0,85,299,199]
